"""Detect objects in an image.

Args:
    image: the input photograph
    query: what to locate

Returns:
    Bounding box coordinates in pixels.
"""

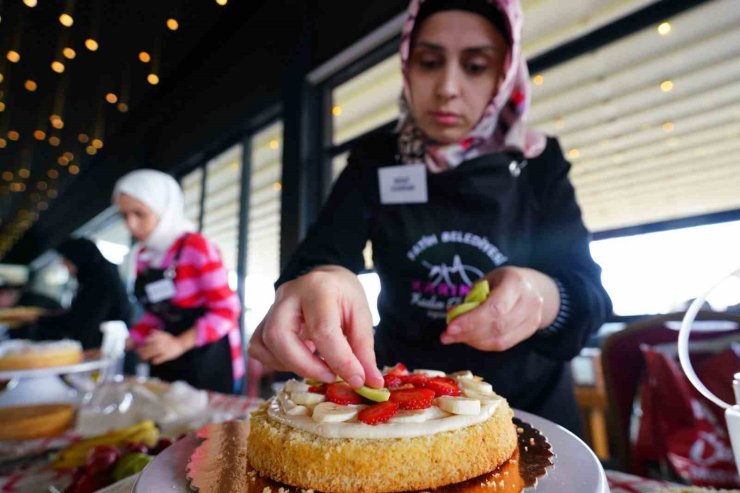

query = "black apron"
[364,151,582,435]
[134,235,234,394]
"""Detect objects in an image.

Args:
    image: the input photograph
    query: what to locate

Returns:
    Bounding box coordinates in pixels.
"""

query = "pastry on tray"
[247,363,517,493]
[0,339,83,371]
[0,403,75,440]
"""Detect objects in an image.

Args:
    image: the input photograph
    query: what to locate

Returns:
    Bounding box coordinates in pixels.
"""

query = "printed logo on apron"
[406,231,508,320]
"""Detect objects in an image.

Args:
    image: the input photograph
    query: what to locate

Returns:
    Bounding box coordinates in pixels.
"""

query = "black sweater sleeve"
[276,151,372,288]
[526,138,613,360]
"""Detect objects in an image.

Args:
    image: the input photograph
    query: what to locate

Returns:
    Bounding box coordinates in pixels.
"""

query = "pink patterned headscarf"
[398,0,546,172]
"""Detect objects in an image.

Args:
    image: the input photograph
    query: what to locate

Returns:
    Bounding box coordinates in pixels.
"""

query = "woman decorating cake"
[249,0,611,434]
[113,169,243,394]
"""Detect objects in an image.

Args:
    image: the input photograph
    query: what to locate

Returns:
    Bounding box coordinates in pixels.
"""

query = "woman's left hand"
[138,330,192,365]
[440,266,560,351]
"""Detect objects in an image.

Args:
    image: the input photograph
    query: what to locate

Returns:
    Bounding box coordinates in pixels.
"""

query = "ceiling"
[0,0,235,257]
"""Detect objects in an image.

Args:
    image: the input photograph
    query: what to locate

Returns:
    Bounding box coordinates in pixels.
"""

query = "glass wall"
[181,167,203,229]
[243,121,283,336]
[202,144,243,290]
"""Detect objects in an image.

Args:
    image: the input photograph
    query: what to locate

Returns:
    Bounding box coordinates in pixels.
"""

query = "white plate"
[134,409,608,493]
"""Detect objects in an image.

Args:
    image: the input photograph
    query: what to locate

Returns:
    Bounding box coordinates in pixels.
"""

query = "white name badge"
[144,278,177,304]
[378,164,428,205]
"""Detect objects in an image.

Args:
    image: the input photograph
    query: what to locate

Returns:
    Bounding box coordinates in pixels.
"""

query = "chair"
[601,310,740,474]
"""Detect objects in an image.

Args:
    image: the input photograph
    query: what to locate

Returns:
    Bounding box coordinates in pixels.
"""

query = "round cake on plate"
[247,364,517,493]
[0,339,83,371]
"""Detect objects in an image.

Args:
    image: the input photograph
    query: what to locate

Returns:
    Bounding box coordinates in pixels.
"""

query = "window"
[202,144,243,288]
[332,55,402,148]
[243,121,283,335]
[590,221,740,316]
[527,0,740,232]
[181,167,203,229]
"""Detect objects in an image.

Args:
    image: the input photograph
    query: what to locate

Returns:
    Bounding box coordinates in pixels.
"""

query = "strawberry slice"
[389,388,436,410]
[385,363,409,376]
[426,377,461,397]
[399,374,430,388]
[325,382,363,405]
[383,374,403,388]
[358,401,399,425]
[308,384,328,394]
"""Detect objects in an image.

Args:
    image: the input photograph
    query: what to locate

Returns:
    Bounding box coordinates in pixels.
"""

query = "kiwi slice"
[355,386,391,402]
[464,280,490,304]
[446,301,481,324]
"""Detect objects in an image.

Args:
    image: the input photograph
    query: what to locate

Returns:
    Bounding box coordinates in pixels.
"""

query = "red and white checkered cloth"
[607,470,682,493]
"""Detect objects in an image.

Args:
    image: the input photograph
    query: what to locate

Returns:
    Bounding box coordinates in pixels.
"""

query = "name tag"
[145,278,177,304]
[378,164,428,204]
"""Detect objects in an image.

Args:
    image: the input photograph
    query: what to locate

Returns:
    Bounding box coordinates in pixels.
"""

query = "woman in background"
[113,169,243,394]
[32,237,131,349]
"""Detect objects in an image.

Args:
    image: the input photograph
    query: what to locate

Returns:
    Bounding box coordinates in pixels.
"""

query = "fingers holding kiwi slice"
[446,280,490,324]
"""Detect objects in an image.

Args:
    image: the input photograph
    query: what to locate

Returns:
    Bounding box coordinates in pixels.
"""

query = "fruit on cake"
[0,339,83,371]
[247,364,517,493]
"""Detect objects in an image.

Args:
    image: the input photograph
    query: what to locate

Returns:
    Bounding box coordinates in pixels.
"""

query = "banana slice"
[412,369,447,377]
[291,391,326,407]
[389,406,450,423]
[286,405,309,416]
[311,402,359,423]
[451,370,474,380]
[462,388,499,401]
[277,392,297,413]
[284,379,310,393]
[459,379,493,394]
[436,396,481,415]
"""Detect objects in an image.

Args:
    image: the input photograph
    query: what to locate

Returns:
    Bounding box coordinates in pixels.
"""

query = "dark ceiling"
[0,0,407,264]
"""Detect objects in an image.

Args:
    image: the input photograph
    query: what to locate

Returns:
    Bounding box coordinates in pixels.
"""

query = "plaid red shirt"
[130,233,244,381]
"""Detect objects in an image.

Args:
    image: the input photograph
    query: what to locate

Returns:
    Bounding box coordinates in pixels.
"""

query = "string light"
[147,74,159,85]
[0,102,5,112]
[47,169,59,179]
[216,0,228,5]
[7,131,19,141]
[7,51,20,63]
[91,138,103,149]
[34,130,46,140]
[657,22,672,36]
[23,0,38,7]
[117,102,128,112]
[166,19,179,31]
[78,133,89,144]
[532,74,544,86]
[24,80,38,92]
[48,136,61,146]
[59,14,74,27]
[69,165,80,175]
[85,39,99,51]
[63,47,76,59]
[105,92,118,104]
[660,80,674,92]
[51,61,66,73]
[18,168,30,178]
[138,51,151,63]
[86,145,97,155]
[269,139,279,150]
[332,106,342,117]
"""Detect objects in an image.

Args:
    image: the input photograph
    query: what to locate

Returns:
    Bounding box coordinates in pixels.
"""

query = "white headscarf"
[112,169,196,259]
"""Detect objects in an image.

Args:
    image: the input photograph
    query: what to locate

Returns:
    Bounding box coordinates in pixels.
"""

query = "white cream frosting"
[267,374,502,439]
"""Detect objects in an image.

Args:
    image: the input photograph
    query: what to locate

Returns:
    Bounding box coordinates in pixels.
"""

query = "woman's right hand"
[248,265,384,389]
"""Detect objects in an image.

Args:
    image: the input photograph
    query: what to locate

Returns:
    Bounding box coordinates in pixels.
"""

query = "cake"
[0,339,83,371]
[0,403,75,440]
[247,364,517,493]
